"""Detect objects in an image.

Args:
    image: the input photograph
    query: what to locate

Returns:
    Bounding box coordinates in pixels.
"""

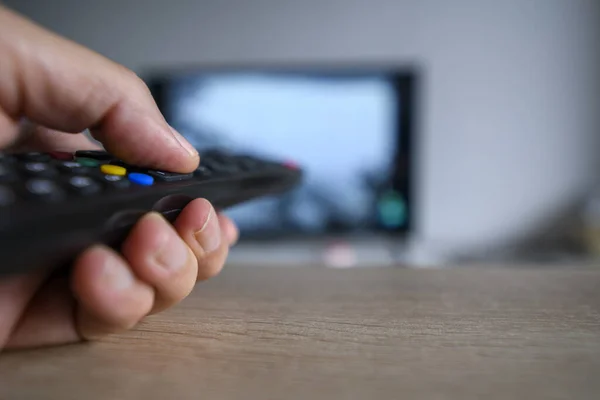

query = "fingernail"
[101,255,134,291]
[194,208,221,253]
[152,216,190,272]
[170,126,198,157]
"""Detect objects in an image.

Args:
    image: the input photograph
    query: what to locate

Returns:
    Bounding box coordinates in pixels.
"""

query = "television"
[146,64,417,240]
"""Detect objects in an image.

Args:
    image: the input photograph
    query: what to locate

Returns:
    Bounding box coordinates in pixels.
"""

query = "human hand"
[0,6,238,351]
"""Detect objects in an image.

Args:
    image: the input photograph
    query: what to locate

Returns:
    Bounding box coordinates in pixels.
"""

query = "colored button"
[76,157,100,167]
[101,164,126,176]
[128,172,154,186]
[283,160,298,170]
[49,151,74,161]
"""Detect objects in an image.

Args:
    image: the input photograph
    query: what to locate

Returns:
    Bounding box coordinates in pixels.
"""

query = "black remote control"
[0,149,302,276]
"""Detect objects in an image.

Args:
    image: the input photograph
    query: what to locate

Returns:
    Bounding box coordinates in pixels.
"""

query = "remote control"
[0,149,302,276]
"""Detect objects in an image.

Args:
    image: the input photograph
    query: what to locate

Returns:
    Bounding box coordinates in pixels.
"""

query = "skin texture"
[0,6,238,351]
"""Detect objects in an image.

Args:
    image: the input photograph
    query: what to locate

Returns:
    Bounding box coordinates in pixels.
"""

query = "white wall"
[6,0,600,253]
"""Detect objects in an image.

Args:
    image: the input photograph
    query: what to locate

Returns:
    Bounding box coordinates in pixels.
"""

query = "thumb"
[0,6,198,173]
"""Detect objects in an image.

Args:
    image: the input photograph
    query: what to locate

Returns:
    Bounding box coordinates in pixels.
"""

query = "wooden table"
[1,265,599,399]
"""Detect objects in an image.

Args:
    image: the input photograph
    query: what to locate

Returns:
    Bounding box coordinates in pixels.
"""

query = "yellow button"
[101,164,127,176]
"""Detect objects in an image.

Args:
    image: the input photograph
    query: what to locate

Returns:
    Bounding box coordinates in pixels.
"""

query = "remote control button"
[49,151,74,161]
[147,170,193,182]
[283,160,299,170]
[128,172,154,186]
[75,150,113,160]
[17,152,51,162]
[0,185,15,206]
[108,159,127,166]
[203,159,238,174]
[237,156,260,171]
[202,149,230,161]
[76,157,101,167]
[25,178,63,201]
[23,162,58,177]
[67,176,101,195]
[0,164,17,182]
[109,160,144,173]
[102,174,131,189]
[101,164,126,176]
[0,153,16,164]
[57,161,90,174]
[193,165,211,178]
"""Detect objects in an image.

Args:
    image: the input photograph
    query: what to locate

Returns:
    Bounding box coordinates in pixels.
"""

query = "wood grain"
[1,265,600,399]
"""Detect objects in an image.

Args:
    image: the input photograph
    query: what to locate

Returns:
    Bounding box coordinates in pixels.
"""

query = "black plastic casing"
[0,158,302,277]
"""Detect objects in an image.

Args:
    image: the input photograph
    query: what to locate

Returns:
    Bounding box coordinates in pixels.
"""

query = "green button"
[76,157,100,167]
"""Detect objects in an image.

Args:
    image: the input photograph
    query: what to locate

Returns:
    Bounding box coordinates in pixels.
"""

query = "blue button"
[128,172,154,186]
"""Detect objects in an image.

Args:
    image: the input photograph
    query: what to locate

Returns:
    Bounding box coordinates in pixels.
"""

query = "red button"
[49,151,74,161]
[283,160,298,170]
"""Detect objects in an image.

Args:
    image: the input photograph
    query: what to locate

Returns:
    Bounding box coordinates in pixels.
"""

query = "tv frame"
[144,63,418,240]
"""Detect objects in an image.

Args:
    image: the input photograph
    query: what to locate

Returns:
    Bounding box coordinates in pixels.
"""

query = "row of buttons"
[0,172,131,206]
[74,150,202,183]
[0,151,165,186]
[72,149,255,181]
[0,149,215,207]
[0,151,158,206]
[0,159,157,185]
[1,148,292,177]
[0,148,295,207]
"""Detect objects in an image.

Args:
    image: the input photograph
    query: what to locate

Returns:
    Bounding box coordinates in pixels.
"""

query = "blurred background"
[5,0,600,268]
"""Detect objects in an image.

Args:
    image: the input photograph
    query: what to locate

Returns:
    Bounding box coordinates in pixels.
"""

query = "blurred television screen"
[148,68,414,239]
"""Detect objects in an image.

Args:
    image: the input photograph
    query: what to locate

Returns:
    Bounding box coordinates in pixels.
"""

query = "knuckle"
[115,65,150,96]
[116,63,138,80]
[126,70,151,95]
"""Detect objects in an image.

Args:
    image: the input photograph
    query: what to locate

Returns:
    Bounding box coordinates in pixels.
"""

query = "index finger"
[0,6,199,173]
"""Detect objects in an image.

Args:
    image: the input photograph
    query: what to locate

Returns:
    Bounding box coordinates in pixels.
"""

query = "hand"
[0,6,238,351]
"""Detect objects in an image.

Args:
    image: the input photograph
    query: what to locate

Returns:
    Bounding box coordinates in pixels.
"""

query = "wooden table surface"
[1,265,599,399]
